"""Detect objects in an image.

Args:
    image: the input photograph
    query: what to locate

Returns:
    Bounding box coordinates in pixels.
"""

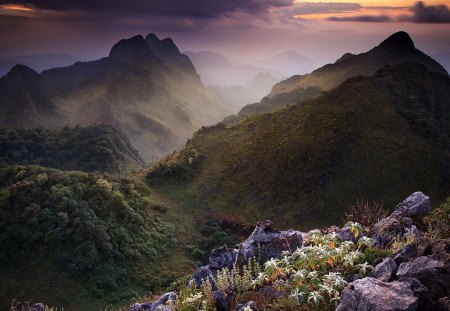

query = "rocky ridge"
[129,191,449,311]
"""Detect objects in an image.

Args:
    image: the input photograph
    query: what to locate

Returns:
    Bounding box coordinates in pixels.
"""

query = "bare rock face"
[371,192,431,248]
[236,220,303,265]
[369,257,398,282]
[336,277,418,311]
[391,192,431,218]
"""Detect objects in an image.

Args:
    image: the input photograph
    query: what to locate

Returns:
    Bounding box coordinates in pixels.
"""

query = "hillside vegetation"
[0,164,179,309]
[145,64,450,230]
[0,125,145,174]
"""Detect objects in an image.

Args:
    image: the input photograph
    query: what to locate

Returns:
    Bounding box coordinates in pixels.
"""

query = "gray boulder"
[128,292,177,311]
[371,217,403,248]
[393,244,418,264]
[369,257,397,282]
[236,220,303,265]
[336,277,418,311]
[391,192,431,218]
[397,256,450,298]
[28,304,45,311]
[371,192,430,248]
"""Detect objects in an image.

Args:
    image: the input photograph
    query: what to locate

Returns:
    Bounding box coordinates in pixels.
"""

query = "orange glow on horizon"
[292,0,448,21]
[294,0,446,5]
[0,4,33,12]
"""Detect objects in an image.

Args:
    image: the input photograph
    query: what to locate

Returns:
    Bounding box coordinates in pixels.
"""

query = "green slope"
[0,124,145,175]
[144,64,450,230]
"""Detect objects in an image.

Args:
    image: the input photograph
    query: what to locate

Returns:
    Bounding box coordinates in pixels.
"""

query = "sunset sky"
[0,0,449,64]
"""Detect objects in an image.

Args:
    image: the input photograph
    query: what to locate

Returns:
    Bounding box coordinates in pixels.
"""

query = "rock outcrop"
[337,192,450,311]
[190,220,303,287]
[371,192,430,248]
[368,257,397,282]
[129,292,177,311]
[336,277,418,311]
[128,192,449,311]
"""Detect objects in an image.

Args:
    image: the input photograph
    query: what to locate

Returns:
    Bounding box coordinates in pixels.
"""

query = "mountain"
[251,50,315,76]
[207,72,280,112]
[433,51,450,73]
[0,34,231,162]
[185,51,283,86]
[0,65,59,127]
[0,125,145,174]
[0,53,78,77]
[145,63,450,229]
[230,31,448,123]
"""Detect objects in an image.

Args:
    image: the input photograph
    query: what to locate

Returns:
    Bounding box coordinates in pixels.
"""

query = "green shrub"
[0,165,176,299]
[424,198,450,239]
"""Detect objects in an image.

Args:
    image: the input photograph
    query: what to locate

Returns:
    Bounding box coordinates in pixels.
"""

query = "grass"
[142,64,449,231]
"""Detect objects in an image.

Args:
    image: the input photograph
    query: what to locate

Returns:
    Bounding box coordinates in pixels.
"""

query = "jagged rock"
[420,238,450,261]
[209,245,238,270]
[369,257,397,282]
[213,291,229,311]
[372,217,403,248]
[189,220,303,287]
[237,301,258,311]
[393,243,418,264]
[397,256,450,298]
[391,192,431,218]
[189,266,216,289]
[397,277,428,295]
[371,192,430,248]
[28,304,45,311]
[336,277,418,311]
[128,292,177,311]
[236,220,303,265]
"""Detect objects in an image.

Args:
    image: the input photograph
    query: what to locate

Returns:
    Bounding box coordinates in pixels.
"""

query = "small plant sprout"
[357,236,373,250]
[344,221,364,239]
[290,288,307,305]
[307,291,325,307]
[355,261,374,276]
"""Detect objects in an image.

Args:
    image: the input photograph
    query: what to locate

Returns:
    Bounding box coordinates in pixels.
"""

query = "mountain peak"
[378,31,415,50]
[145,33,160,45]
[7,64,38,76]
[108,35,152,61]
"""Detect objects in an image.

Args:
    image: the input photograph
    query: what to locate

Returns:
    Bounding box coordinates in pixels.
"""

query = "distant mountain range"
[206,72,280,112]
[225,31,449,124]
[0,34,231,162]
[0,53,78,77]
[251,50,316,76]
[184,51,283,86]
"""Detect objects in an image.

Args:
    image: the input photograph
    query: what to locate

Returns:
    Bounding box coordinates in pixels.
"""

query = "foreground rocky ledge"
[129,192,449,311]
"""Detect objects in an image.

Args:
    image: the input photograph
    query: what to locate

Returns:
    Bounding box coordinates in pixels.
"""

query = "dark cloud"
[399,1,450,23]
[0,0,294,18]
[327,15,392,22]
[285,2,361,15]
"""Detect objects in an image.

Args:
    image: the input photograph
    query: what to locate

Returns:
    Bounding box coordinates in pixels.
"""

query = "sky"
[0,0,449,64]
